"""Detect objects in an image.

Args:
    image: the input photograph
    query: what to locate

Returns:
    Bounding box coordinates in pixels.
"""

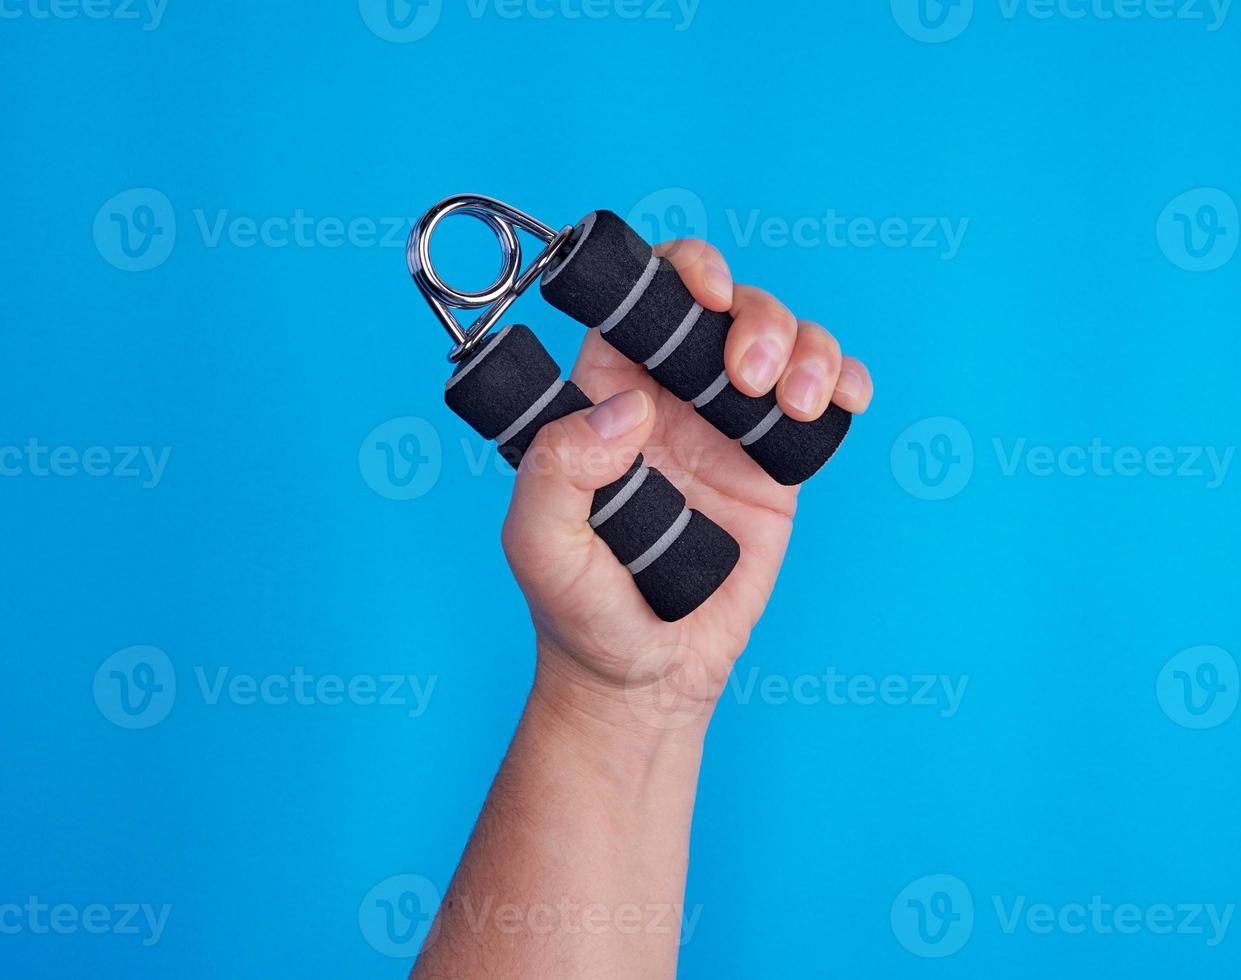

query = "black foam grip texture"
[443,324,738,621]
[443,323,560,441]
[540,210,853,485]
[633,510,740,624]
[590,461,685,566]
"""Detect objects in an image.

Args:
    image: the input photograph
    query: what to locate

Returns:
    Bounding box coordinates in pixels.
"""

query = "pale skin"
[410,238,874,980]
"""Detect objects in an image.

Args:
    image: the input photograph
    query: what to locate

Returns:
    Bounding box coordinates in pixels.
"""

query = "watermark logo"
[0,0,169,30]
[93,645,177,730]
[991,438,1233,488]
[623,645,715,731]
[358,874,441,957]
[727,666,968,717]
[482,0,700,28]
[894,420,1234,500]
[193,666,437,717]
[95,653,437,730]
[995,0,1232,29]
[627,187,710,248]
[896,0,1231,40]
[0,898,171,946]
[1157,645,1238,730]
[892,873,975,957]
[992,895,1234,945]
[453,895,702,944]
[359,0,700,38]
[725,210,969,259]
[891,417,974,500]
[1157,188,1238,272]
[629,188,969,259]
[95,190,428,266]
[358,0,442,41]
[893,875,1234,950]
[359,416,443,501]
[93,188,176,272]
[0,440,172,488]
[892,0,975,41]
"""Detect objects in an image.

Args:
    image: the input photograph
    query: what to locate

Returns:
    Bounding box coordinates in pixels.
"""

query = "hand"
[502,239,874,732]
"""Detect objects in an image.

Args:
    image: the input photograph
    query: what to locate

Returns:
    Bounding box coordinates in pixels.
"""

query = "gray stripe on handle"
[644,302,703,371]
[494,378,565,448]
[626,506,691,575]
[740,405,784,447]
[588,464,649,530]
[691,370,731,409]
[598,255,660,335]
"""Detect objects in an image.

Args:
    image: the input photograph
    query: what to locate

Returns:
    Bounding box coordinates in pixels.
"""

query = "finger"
[830,354,874,414]
[502,389,656,566]
[653,238,733,312]
[723,284,798,398]
[774,320,843,422]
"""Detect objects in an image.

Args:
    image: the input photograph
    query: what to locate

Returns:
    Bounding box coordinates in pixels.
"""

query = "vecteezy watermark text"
[465,0,700,29]
[992,438,1233,488]
[193,666,436,717]
[727,666,969,718]
[455,896,703,944]
[624,652,971,732]
[193,209,415,250]
[356,873,702,960]
[892,873,1235,958]
[0,0,169,30]
[357,0,700,43]
[1,439,171,489]
[724,209,969,260]
[993,895,1234,946]
[892,0,1232,43]
[0,897,171,947]
[94,188,428,272]
[626,188,970,261]
[93,645,439,729]
[891,417,1234,501]
[357,414,714,503]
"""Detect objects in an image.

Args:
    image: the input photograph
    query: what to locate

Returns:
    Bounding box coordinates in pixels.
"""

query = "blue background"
[2,1,1238,976]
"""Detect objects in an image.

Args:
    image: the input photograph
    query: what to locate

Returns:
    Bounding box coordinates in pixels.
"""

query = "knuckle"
[538,417,570,450]
[756,294,795,331]
[731,283,767,307]
[522,420,572,478]
[658,236,713,267]
[798,321,841,363]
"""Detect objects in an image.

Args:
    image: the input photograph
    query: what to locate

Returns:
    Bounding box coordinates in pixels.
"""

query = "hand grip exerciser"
[406,195,739,622]
[409,196,853,486]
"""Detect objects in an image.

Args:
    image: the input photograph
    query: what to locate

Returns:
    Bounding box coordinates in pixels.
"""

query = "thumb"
[502,388,656,573]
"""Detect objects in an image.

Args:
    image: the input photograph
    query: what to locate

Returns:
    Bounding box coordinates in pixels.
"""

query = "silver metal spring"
[407,194,572,362]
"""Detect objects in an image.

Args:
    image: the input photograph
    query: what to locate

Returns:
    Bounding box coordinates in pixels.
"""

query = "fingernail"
[704,261,732,305]
[835,367,864,401]
[782,364,828,416]
[587,390,649,439]
[738,338,782,393]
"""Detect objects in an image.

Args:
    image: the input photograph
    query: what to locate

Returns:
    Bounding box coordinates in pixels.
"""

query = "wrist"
[526,640,713,786]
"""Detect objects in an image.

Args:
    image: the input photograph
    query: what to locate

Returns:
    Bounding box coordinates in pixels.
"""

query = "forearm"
[411,647,708,980]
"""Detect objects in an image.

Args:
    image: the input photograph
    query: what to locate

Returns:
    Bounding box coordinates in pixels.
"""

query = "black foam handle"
[444,323,739,622]
[539,210,852,486]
